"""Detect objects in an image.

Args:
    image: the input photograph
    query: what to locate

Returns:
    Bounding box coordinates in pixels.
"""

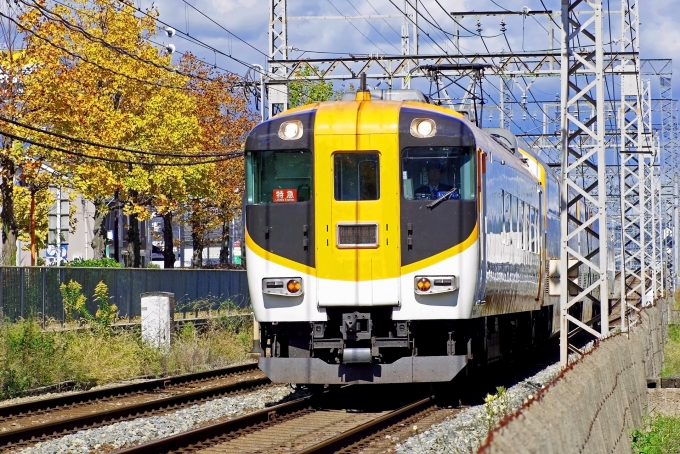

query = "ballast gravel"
[396,342,596,454]
[395,362,563,454]
[18,385,297,454]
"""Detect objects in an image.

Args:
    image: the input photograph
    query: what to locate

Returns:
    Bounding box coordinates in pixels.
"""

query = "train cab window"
[334,152,380,201]
[401,147,476,201]
[245,150,313,204]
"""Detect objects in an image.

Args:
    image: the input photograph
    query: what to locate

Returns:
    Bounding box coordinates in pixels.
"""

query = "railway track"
[115,386,459,454]
[0,362,269,452]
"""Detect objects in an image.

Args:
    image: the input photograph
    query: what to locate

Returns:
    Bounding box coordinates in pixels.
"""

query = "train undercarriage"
[258,306,557,384]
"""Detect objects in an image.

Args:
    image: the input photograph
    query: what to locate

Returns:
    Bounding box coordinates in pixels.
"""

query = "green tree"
[288,66,335,108]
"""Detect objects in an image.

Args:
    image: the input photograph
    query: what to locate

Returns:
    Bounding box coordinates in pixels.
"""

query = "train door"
[476,149,488,303]
[315,132,401,307]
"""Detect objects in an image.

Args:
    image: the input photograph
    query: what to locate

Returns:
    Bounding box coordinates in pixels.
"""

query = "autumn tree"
[179,53,256,268]
[11,0,200,267]
[0,2,32,265]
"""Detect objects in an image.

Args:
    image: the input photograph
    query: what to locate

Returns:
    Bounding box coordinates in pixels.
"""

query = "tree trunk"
[0,153,17,266]
[191,225,203,268]
[124,181,142,267]
[162,212,175,268]
[127,211,141,268]
[91,199,108,259]
[219,217,229,265]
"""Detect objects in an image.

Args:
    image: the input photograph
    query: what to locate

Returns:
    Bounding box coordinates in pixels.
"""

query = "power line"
[326,0,392,55]
[0,9,203,92]
[18,0,294,102]
[344,0,401,54]
[18,0,211,82]
[364,0,402,40]
[180,0,267,57]
[0,115,242,158]
[109,0,296,99]
[0,128,244,166]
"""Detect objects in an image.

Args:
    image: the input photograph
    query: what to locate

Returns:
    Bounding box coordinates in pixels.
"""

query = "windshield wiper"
[426,188,458,209]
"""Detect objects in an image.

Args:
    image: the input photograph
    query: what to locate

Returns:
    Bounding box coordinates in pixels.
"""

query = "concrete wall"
[479,301,668,454]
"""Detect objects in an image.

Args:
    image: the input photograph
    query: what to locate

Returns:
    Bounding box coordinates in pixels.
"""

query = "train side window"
[245,150,313,204]
[333,152,380,201]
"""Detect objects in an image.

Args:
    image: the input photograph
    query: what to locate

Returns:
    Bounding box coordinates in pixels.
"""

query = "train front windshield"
[401,147,476,201]
[246,150,313,204]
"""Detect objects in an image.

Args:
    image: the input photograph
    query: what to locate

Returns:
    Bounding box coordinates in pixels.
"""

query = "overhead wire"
[326,0,392,55]
[0,128,244,166]
[387,0,542,134]
[17,0,293,101]
[0,115,241,158]
[344,0,401,54]
[179,0,267,57]
[412,0,456,52]
[17,0,212,82]
[0,9,199,91]
[364,0,402,41]
[40,0,283,97]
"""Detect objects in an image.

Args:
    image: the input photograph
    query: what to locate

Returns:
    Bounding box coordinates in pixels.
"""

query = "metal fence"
[0,267,250,323]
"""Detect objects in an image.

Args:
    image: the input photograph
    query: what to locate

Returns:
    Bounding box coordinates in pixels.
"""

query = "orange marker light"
[287,279,301,293]
[417,278,431,291]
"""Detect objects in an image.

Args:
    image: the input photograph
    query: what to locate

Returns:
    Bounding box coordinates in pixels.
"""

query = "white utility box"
[141,292,174,349]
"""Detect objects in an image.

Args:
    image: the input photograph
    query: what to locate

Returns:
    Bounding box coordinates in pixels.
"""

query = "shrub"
[67,257,122,268]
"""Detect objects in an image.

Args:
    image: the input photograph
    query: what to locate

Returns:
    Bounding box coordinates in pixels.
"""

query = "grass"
[632,415,680,454]
[0,315,252,399]
[662,324,680,377]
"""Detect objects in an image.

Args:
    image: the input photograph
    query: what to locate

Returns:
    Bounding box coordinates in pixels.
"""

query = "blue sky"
[146,0,677,132]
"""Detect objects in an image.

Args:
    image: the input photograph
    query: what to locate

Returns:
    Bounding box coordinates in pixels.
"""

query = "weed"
[0,318,69,398]
[93,281,117,332]
[0,316,252,399]
[483,386,511,431]
[59,280,87,323]
[632,414,680,453]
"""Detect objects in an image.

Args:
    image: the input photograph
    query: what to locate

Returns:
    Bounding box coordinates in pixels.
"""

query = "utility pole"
[559,0,610,367]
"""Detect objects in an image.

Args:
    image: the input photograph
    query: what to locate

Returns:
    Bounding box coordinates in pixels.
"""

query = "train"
[243,87,609,385]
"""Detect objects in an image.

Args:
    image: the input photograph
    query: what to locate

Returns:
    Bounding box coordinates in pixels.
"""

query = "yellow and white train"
[244,88,598,384]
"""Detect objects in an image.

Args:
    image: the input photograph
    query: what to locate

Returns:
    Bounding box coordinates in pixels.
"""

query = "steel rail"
[0,362,258,418]
[295,396,435,454]
[0,364,268,446]
[114,396,314,454]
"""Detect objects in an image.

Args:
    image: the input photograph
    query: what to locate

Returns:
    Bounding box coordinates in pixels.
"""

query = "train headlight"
[279,120,303,140]
[262,277,303,296]
[414,276,458,294]
[410,118,436,138]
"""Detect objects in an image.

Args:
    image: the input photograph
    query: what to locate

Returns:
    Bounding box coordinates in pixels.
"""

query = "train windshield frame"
[401,146,476,201]
[245,149,313,204]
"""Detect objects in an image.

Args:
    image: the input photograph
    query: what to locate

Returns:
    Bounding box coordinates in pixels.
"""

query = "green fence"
[0,267,250,323]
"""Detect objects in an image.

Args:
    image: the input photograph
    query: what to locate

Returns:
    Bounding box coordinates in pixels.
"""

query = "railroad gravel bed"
[395,363,562,454]
[396,344,596,454]
[18,385,297,454]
